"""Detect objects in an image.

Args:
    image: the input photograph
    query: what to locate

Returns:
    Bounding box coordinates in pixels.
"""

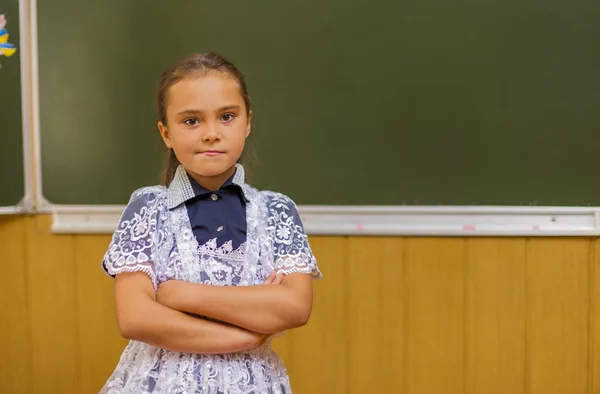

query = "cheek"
[230,129,247,152]
[170,135,199,164]
[171,131,196,151]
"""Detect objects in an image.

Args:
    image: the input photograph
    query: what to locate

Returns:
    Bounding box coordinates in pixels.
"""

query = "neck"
[186,164,237,191]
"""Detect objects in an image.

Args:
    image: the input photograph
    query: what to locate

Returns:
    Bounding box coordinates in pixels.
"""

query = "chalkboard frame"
[25,1,600,236]
[48,204,600,236]
[0,0,34,214]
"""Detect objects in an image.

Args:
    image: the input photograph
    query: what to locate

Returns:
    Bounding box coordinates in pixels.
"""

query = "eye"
[220,113,236,123]
[183,118,200,126]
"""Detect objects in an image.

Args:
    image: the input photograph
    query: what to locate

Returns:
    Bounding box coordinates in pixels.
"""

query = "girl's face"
[158,71,251,187]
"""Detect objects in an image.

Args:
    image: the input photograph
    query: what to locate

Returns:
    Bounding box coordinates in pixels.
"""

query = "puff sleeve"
[101,188,161,289]
[267,194,322,279]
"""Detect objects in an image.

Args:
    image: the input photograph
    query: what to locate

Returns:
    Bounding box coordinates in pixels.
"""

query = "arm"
[157,273,313,334]
[115,271,267,354]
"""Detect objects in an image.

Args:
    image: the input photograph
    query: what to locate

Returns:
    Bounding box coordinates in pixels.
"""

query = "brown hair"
[157,52,252,186]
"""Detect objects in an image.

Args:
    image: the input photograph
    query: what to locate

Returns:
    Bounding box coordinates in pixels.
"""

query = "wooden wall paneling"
[465,238,527,394]
[74,234,127,393]
[26,216,79,394]
[286,236,348,394]
[347,237,404,394]
[526,238,590,394]
[0,216,31,394]
[404,238,466,394]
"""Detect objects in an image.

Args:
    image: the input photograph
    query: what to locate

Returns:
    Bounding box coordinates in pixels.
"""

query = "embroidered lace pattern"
[100,184,320,393]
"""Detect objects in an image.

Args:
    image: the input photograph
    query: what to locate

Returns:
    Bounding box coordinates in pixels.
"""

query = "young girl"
[100,52,321,393]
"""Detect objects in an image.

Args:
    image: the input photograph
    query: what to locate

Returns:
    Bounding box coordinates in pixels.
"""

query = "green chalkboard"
[0,1,24,208]
[38,0,600,206]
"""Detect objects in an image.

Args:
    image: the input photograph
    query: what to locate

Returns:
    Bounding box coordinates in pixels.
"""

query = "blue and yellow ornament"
[0,14,17,68]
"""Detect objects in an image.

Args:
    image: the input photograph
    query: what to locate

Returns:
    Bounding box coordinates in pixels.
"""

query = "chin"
[189,161,235,177]
[198,170,229,177]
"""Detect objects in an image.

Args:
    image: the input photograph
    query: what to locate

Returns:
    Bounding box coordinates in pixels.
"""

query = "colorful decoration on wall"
[0,14,17,69]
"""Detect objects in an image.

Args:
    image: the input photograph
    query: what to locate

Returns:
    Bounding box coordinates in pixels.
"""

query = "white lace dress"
[100,180,321,394]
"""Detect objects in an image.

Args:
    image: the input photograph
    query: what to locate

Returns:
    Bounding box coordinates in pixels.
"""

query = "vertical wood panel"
[0,216,31,394]
[527,238,590,394]
[465,238,526,394]
[405,238,465,394]
[287,236,347,394]
[26,216,79,394]
[5,215,600,393]
[74,235,127,394]
[590,240,600,394]
[347,237,404,394]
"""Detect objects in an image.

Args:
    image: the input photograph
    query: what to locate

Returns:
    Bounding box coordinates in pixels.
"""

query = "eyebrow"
[176,105,242,117]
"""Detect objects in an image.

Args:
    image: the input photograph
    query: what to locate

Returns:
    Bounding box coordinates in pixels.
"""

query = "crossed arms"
[114,270,313,354]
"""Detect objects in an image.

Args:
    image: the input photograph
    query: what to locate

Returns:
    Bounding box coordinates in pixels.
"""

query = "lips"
[200,150,223,157]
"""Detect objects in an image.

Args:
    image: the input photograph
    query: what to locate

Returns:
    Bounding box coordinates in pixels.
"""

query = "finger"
[264,271,276,284]
[259,334,274,347]
[273,273,284,285]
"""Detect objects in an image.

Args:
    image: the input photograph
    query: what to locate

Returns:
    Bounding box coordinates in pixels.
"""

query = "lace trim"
[100,341,291,393]
[104,261,158,290]
[275,256,322,279]
[101,185,318,393]
[265,192,321,280]
[197,238,248,263]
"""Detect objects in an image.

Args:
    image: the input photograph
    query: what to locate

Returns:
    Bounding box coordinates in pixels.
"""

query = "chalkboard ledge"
[0,197,34,215]
[0,206,22,215]
[48,204,600,237]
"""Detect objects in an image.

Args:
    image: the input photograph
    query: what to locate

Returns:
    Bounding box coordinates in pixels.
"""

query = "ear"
[158,121,173,149]
[245,110,252,138]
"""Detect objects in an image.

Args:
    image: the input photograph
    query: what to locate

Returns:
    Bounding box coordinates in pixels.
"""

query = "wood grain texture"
[588,239,600,394]
[526,238,590,394]
[26,215,79,393]
[3,214,600,394]
[288,236,347,394]
[0,216,31,394]
[347,236,404,394]
[465,238,527,394]
[404,238,465,394]
[74,234,127,393]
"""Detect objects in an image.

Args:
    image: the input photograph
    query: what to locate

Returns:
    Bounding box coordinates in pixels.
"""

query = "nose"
[201,121,221,143]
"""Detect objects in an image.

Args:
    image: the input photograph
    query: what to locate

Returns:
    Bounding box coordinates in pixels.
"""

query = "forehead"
[167,72,244,111]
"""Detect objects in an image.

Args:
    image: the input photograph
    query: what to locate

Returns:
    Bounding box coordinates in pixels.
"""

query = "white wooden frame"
[24,0,600,236]
[0,0,35,214]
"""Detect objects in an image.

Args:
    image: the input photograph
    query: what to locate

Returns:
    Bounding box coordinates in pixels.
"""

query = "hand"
[258,333,275,347]
[263,270,284,285]
[244,330,275,350]
[156,280,185,310]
